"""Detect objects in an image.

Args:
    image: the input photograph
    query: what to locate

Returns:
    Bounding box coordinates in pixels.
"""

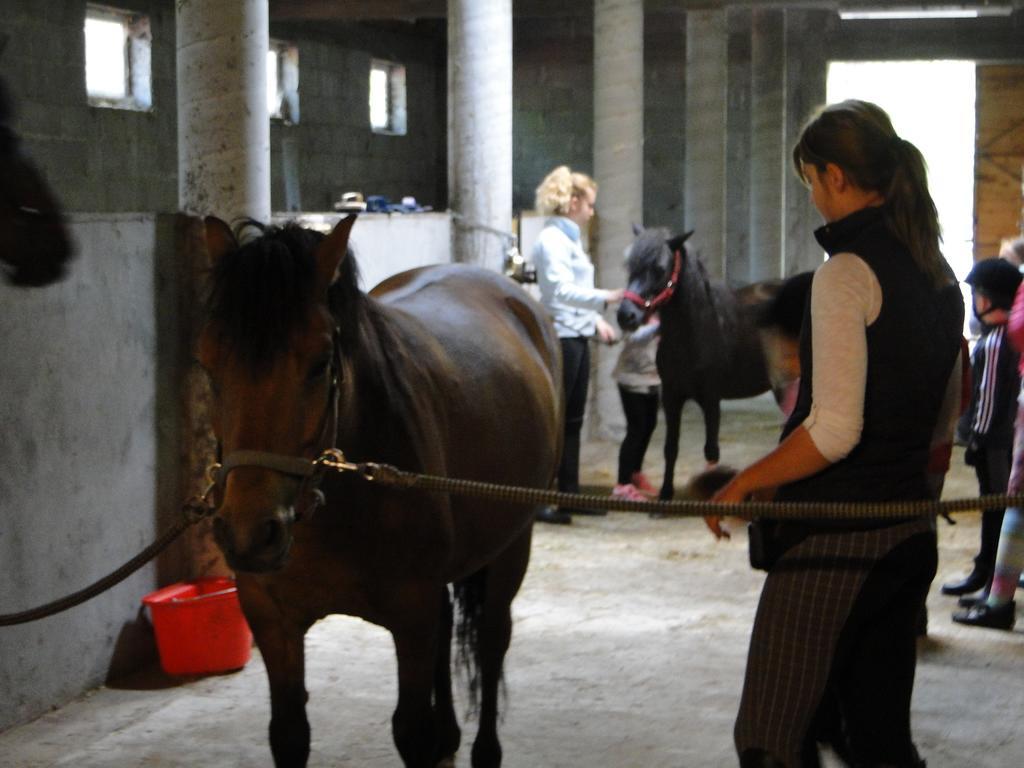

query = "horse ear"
[204,216,237,266]
[632,222,644,236]
[666,230,695,253]
[315,215,357,291]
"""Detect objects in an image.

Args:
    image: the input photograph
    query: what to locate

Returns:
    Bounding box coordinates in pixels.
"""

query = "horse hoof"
[435,757,456,768]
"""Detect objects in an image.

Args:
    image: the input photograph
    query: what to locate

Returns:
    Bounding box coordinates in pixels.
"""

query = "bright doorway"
[826,61,976,291]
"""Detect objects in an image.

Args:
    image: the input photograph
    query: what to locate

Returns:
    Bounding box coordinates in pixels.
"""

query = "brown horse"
[0,76,73,286]
[199,216,562,768]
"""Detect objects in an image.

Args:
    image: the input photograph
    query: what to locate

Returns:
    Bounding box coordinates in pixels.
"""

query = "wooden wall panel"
[975,65,1024,260]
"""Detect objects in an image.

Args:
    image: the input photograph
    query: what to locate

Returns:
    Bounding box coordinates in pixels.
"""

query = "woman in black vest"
[709,101,964,767]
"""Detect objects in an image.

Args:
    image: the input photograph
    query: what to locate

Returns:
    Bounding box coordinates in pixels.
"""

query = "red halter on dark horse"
[199,215,562,768]
[622,246,683,318]
[0,75,73,287]
[617,225,789,501]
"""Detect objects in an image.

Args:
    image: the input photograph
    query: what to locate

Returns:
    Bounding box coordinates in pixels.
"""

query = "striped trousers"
[735,518,936,767]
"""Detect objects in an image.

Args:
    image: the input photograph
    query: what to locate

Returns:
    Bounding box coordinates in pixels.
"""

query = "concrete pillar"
[176,1,270,579]
[749,8,786,282]
[177,0,270,223]
[448,0,513,270]
[725,9,752,286]
[783,9,833,275]
[684,10,729,280]
[593,0,644,438]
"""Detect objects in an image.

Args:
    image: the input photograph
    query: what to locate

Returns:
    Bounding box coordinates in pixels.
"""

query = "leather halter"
[623,249,682,314]
[214,331,342,518]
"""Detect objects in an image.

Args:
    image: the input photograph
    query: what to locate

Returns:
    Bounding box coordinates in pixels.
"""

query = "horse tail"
[453,568,493,714]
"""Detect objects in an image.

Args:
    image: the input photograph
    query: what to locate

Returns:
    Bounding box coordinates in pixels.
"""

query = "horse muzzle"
[213,505,295,573]
[617,301,645,332]
[206,449,333,572]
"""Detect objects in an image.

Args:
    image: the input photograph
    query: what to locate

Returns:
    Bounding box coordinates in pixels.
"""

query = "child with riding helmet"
[941,258,1021,600]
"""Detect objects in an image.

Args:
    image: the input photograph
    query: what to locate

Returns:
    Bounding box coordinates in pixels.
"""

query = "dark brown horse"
[0,75,73,286]
[199,216,562,768]
[617,226,786,501]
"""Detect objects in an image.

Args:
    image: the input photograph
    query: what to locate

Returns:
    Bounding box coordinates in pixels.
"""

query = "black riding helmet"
[965,258,1022,312]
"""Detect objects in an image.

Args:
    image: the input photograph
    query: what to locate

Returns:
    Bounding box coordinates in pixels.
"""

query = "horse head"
[0,76,74,287]
[617,226,693,331]
[198,215,357,573]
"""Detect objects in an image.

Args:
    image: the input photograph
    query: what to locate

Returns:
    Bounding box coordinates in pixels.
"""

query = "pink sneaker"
[612,483,648,502]
[630,472,658,497]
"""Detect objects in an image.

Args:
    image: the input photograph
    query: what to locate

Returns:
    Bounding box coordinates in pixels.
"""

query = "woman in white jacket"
[532,165,624,525]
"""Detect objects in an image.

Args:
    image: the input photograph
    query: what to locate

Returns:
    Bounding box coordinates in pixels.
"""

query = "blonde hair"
[793,100,947,289]
[534,165,597,216]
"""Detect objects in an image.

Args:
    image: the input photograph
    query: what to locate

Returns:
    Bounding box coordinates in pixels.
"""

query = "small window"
[84,5,151,111]
[369,59,406,135]
[268,40,300,124]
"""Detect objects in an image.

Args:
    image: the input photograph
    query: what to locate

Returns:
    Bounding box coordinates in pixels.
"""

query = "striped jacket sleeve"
[971,326,1008,438]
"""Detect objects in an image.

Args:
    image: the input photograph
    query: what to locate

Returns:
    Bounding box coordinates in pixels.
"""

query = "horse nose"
[617,302,641,331]
[212,509,292,573]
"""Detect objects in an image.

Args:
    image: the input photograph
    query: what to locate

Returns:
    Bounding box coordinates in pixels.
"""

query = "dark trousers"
[735,523,936,767]
[807,533,936,767]
[558,337,590,494]
[974,445,1011,576]
[617,384,660,484]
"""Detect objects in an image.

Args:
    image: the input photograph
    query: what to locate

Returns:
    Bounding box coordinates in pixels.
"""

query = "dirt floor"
[1,394,1022,767]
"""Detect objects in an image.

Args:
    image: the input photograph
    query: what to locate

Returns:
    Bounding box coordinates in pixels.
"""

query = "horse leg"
[391,595,443,768]
[469,525,532,768]
[433,586,462,766]
[699,397,722,467]
[660,392,685,501]
[245,609,311,768]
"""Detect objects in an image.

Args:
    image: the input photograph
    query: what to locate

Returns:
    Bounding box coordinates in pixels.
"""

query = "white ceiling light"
[839,5,1015,19]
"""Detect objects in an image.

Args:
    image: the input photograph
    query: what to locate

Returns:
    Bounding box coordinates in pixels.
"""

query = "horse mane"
[626,226,672,277]
[207,221,362,371]
[681,246,729,368]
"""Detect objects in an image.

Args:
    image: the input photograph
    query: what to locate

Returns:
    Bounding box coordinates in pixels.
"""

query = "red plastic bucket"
[142,577,253,676]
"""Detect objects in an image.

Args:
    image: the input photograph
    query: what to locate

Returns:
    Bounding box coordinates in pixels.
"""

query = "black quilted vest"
[776,206,964,513]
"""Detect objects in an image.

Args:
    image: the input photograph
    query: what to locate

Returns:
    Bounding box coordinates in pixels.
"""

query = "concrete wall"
[269,20,448,213]
[280,212,455,290]
[513,15,594,214]
[643,11,687,231]
[512,11,687,232]
[0,214,185,731]
[2,1,447,218]
[1,0,179,213]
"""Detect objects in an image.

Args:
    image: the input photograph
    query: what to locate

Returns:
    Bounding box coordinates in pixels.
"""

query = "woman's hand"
[705,472,753,540]
[605,288,625,306]
[595,316,618,344]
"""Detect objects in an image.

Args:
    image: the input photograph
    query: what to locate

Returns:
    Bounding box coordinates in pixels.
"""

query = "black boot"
[952,600,1016,630]
[535,506,571,525]
[956,588,988,608]
[940,570,988,596]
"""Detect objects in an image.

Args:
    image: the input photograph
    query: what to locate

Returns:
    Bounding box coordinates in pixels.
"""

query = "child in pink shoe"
[612,315,661,501]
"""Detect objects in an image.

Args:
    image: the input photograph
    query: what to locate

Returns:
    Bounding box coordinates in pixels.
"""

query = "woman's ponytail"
[793,100,950,289]
[884,138,946,288]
